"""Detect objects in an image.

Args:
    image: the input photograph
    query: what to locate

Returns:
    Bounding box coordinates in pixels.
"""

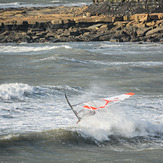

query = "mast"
[65,94,81,122]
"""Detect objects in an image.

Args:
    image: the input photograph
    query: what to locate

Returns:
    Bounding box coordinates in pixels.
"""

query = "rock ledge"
[0,4,163,43]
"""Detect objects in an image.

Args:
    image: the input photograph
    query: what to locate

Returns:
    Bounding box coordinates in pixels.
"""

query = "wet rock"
[99,34,112,41]
[110,38,121,42]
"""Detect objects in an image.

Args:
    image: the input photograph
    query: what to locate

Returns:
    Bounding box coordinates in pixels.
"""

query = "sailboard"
[65,92,135,123]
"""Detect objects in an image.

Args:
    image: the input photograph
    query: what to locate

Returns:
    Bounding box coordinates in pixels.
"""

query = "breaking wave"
[1,125,163,150]
[90,61,163,67]
[2,106,162,149]
[0,44,72,54]
[0,83,35,100]
[0,2,21,8]
[78,109,163,142]
[0,83,162,150]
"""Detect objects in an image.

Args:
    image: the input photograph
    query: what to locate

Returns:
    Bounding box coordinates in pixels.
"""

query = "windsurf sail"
[65,92,135,122]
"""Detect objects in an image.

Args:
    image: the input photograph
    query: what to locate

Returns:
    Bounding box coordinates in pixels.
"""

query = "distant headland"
[0,0,162,43]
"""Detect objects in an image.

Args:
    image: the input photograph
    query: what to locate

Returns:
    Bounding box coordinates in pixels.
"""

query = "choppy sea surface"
[0,42,163,162]
[0,0,91,8]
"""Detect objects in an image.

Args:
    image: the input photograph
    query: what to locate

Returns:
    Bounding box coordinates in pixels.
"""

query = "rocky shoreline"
[0,3,163,43]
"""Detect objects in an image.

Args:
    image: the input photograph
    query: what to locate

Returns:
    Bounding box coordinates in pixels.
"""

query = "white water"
[0,44,72,54]
[0,82,162,145]
[79,105,163,141]
[0,42,163,158]
[0,83,34,100]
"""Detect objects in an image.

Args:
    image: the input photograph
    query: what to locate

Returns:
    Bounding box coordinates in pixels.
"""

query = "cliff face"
[89,0,163,16]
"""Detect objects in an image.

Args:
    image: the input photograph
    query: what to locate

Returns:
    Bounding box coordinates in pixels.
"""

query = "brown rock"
[110,38,121,42]
[99,24,108,29]
[137,27,151,37]
[99,34,112,41]
[145,21,156,27]
[133,22,146,28]
[146,27,163,36]
[0,5,162,43]
[36,31,47,37]
[51,19,63,25]
[83,32,90,36]
[114,21,129,27]
[88,24,102,29]
[155,20,163,27]
[123,26,137,38]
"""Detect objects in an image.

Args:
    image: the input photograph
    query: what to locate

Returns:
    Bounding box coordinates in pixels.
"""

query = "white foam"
[65,2,90,6]
[54,85,81,93]
[0,45,57,53]
[55,56,87,64]
[0,83,34,100]
[61,45,72,49]
[0,2,20,8]
[0,1,90,9]
[78,107,163,142]
[0,2,56,8]
[90,61,163,67]
[35,56,79,62]
[0,44,72,54]
[51,0,60,2]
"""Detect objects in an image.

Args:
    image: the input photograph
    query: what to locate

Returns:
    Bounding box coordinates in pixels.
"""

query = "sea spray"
[77,106,163,142]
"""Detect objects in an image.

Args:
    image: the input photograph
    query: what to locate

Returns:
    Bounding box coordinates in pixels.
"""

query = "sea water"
[0,42,163,162]
[0,0,91,8]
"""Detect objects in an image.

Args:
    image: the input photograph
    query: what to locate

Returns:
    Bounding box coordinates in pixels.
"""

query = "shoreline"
[0,5,163,43]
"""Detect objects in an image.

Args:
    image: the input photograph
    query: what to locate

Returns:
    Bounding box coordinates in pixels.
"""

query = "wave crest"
[0,83,34,100]
[0,44,72,54]
[78,109,163,142]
